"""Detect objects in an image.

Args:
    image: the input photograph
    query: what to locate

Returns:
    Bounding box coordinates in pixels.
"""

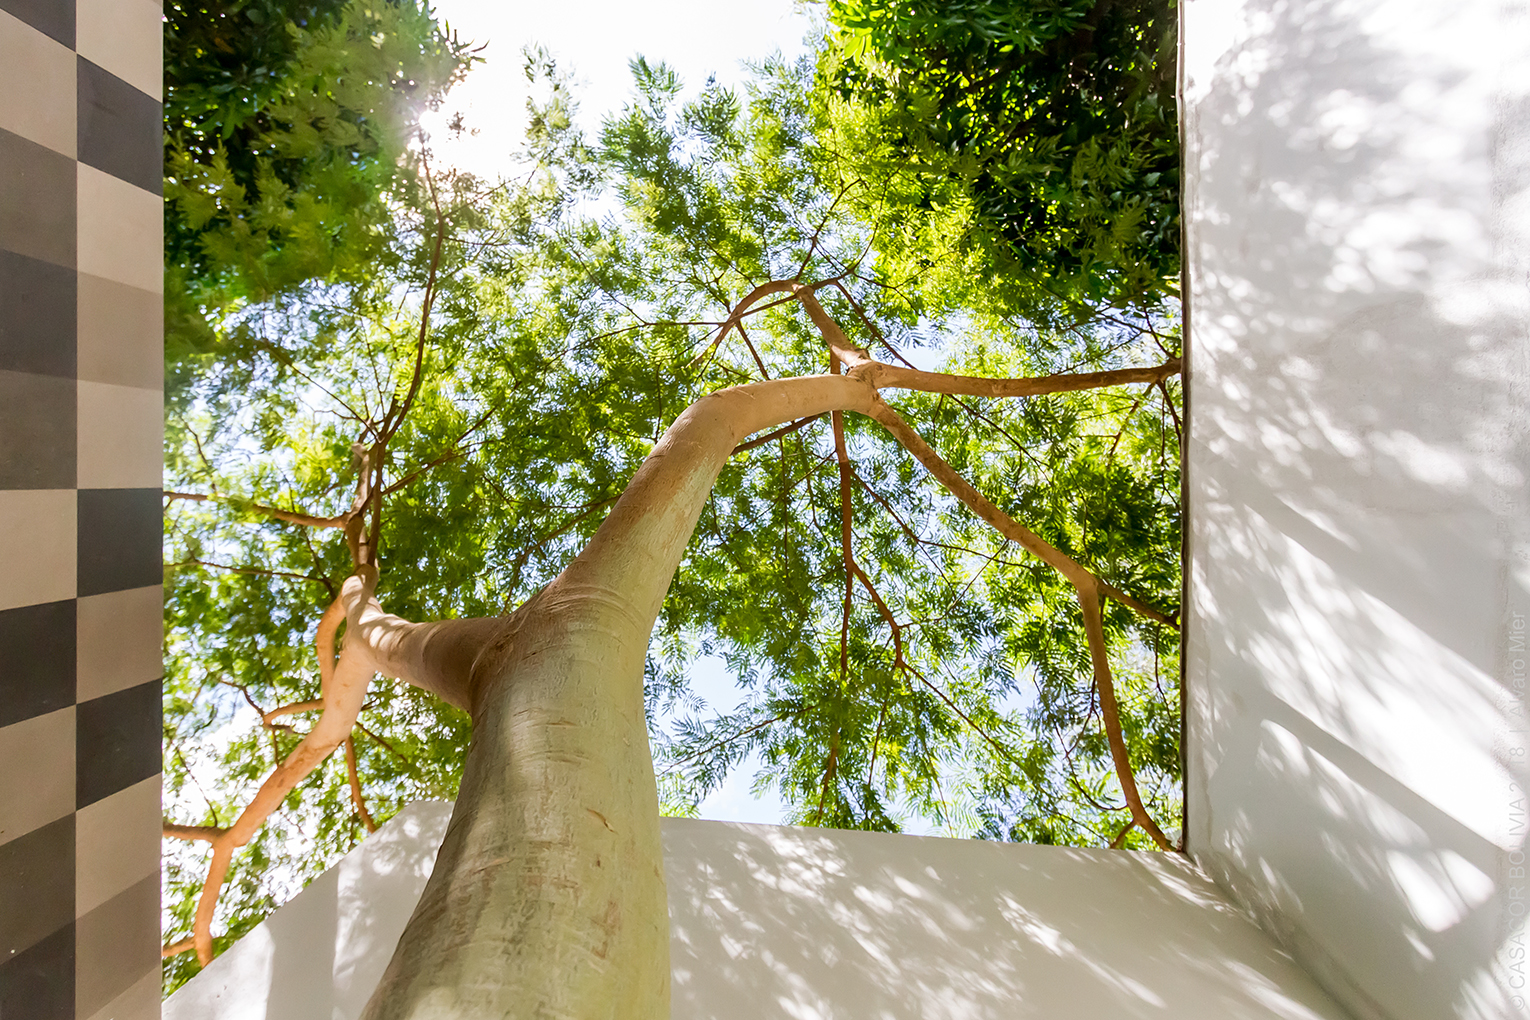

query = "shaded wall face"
[0,1,163,1017]
[1182,0,1530,1015]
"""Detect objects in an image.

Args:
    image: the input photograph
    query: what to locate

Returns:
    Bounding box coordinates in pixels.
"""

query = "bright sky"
[420,0,819,180]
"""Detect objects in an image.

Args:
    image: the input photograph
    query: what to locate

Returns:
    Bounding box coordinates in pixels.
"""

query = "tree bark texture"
[358,376,877,1020]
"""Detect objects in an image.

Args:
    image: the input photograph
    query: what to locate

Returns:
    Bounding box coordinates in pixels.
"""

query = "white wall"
[1181,0,1530,1015]
[166,802,1351,1019]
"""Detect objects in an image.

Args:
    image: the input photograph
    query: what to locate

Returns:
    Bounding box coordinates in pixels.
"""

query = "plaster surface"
[166,801,1350,1019]
[1181,0,1530,1015]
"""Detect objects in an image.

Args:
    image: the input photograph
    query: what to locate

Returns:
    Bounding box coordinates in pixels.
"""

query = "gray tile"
[74,872,157,1019]
[0,598,75,728]
[0,488,76,611]
[77,57,161,194]
[80,967,157,1020]
[0,920,74,1020]
[76,380,162,489]
[0,369,75,488]
[0,707,75,845]
[0,7,76,157]
[0,813,74,958]
[75,774,158,917]
[0,127,76,269]
[0,0,73,47]
[77,272,160,389]
[76,487,161,597]
[0,249,76,378]
[75,678,159,808]
[75,0,161,101]
[76,585,161,703]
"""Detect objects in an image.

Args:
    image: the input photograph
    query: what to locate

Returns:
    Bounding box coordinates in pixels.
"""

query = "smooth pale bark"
[357,375,877,1020]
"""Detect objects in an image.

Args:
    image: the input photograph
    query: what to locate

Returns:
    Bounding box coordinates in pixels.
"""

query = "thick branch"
[186,594,375,963]
[870,359,1181,399]
[262,699,324,728]
[558,373,877,628]
[340,566,510,712]
[1079,583,1175,849]
[163,822,226,842]
[792,279,1182,402]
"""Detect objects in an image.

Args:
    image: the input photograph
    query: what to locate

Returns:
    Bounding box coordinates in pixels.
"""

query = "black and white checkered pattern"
[0,0,162,1017]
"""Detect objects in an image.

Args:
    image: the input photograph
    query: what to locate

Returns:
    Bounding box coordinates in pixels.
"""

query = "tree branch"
[732,414,824,455]
[866,400,1174,849]
[262,699,324,729]
[344,735,378,833]
[163,822,227,842]
[171,558,332,586]
[380,159,448,446]
[185,594,375,963]
[164,490,347,529]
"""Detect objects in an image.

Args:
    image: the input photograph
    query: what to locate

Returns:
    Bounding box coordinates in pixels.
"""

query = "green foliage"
[164,0,475,396]
[819,0,1180,322]
[162,41,1183,990]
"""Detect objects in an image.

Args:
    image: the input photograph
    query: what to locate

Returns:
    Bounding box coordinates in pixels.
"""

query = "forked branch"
[169,594,377,963]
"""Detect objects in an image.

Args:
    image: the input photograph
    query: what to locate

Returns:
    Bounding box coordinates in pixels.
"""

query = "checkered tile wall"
[0,1,163,1017]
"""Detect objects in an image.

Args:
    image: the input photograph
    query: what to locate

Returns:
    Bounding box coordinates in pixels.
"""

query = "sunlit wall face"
[1182,0,1530,1015]
[166,803,1353,1020]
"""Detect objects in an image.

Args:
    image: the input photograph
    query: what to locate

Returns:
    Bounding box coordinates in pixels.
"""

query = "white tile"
[0,707,76,846]
[0,9,76,157]
[76,585,162,702]
[75,774,159,917]
[77,379,163,489]
[0,489,76,611]
[75,0,163,101]
[77,163,162,294]
[78,273,163,390]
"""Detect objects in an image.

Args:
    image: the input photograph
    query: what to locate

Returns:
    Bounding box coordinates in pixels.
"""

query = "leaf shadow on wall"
[1185,0,1530,1014]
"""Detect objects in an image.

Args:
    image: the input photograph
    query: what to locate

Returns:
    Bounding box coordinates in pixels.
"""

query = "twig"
[163,491,345,529]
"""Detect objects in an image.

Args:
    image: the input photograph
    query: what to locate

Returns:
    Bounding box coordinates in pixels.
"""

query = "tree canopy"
[160,4,1184,1001]
[819,0,1180,322]
[163,0,474,393]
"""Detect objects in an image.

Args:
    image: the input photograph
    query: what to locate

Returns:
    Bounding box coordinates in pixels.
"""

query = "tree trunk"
[359,375,875,1020]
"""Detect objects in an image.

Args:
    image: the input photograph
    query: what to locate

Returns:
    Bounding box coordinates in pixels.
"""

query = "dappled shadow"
[665,818,1350,1019]
[163,802,453,1020]
[1182,0,1530,1013]
[170,809,1354,1018]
